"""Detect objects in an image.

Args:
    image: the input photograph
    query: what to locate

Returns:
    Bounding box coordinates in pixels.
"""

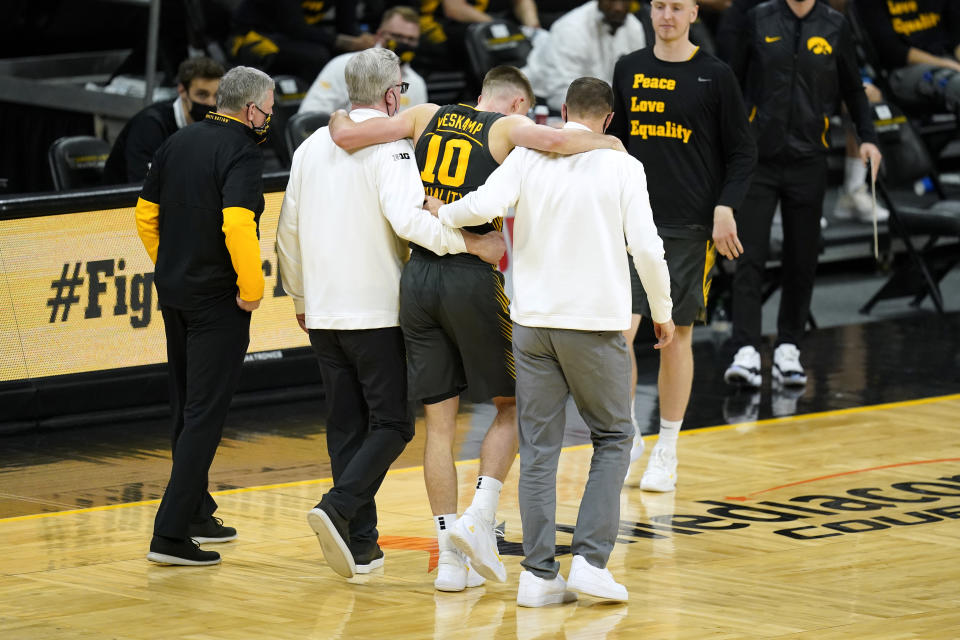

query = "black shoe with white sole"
[354,545,385,574]
[189,516,237,543]
[147,536,221,566]
[307,501,356,578]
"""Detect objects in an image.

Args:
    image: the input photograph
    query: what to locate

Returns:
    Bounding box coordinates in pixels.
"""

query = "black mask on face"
[189,100,214,123]
[247,103,272,143]
[385,39,416,64]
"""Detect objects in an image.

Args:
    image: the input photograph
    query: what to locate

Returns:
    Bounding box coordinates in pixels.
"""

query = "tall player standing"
[610,0,756,492]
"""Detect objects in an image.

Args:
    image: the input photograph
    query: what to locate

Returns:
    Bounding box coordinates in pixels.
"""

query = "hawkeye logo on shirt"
[807,37,833,55]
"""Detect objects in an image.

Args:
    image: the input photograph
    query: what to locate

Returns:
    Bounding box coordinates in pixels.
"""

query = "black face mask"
[189,100,214,123]
[252,112,271,137]
[386,39,416,64]
[247,102,272,143]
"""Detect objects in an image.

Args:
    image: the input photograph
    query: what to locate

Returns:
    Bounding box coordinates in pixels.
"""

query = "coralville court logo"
[619,462,960,543]
[493,461,960,557]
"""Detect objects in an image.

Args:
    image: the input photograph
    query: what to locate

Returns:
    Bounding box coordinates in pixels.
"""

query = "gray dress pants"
[513,323,633,580]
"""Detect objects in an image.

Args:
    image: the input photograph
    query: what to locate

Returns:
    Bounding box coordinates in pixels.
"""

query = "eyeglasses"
[392,82,409,95]
[246,102,272,116]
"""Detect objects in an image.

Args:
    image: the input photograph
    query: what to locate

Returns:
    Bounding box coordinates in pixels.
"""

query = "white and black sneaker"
[724,346,762,388]
[773,343,807,387]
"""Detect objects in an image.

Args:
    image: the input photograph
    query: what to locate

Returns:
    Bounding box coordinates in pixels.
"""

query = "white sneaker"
[724,346,762,388]
[835,184,890,222]
[516,570,578,607]
[449,507,507,583]
[628,421,645,465]
[566,555,628,602]
[640,446,677,492]
[434,549,486,591]
[773,343,807,387]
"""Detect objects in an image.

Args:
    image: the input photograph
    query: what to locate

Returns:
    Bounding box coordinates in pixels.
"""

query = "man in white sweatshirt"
[276,47,504,580]
[522,0,648,112]
[430,77,674,607]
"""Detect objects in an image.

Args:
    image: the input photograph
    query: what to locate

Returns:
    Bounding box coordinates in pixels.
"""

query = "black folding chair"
[47,136,111,191]
[861,103,960,315]
[284,110,331,158]
[463,20,533,89]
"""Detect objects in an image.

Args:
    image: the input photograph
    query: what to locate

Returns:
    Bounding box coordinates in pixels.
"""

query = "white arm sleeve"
[277,148,305,313]
[622,158,673,324]
[438,150,523,228]
[377,142,467,254]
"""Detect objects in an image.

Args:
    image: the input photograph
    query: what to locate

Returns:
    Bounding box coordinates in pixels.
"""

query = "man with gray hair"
[137,66,275,566]
[277,48,505,579]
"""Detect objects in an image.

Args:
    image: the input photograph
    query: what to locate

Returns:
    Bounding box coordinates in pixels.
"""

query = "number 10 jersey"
[413,103,504,259]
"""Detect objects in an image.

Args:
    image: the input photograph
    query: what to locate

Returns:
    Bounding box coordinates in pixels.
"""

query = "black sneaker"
[189,516,237,543]
[307,501,356,578]
[354,545,384,574]
[147,536,221,566]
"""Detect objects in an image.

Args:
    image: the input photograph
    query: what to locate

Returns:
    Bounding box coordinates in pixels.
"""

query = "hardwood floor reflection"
[2,396,959,638]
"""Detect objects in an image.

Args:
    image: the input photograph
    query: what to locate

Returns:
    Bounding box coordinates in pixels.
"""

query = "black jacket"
[723,0,877,160]
[103,100,179,184]
[140,113,264,309]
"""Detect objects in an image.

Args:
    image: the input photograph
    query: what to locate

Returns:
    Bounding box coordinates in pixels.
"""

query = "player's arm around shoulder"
[328,103,439,151]
[491,114,624,162]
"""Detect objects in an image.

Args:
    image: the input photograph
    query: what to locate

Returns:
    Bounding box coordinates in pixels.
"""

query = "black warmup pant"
[154,295,251,539]
[309,327,415,555]
[731,154,827,350]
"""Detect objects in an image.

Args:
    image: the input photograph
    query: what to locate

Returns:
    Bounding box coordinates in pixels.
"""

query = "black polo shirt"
[140,112,265,310]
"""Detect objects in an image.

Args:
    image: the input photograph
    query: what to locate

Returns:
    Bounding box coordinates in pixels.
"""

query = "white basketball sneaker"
[516,570,578,608]
[724,345,762,388]
[566,555,628,602]
[640,446,678,493]
[434,549,486,592]
[773,343,807,387]
[449,507,507,583]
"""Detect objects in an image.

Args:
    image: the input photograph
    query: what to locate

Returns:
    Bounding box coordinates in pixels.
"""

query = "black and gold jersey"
[413,103,504,256]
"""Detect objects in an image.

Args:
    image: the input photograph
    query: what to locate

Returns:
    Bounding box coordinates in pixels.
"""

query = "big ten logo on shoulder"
[48,259,155,329]
[632,74,676,91]
[392,152,411,161]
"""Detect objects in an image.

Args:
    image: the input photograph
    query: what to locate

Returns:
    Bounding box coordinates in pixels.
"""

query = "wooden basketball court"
[2,394,959,639]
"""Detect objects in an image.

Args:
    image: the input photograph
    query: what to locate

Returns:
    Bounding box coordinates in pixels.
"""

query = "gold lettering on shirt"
[424,186,464,204]
[892,13,941,36]
[630,97,666,113]
[629,120,693,144]
[437,113,485,136]
[631,74,677,91]
[886,1,918,15]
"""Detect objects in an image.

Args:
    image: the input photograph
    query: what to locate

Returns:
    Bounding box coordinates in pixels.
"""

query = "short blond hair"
[481,66,535,107]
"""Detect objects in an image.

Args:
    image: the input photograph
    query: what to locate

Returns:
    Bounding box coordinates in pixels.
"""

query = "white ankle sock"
[435,514,457,549]
[470,476,502,524]
[656,418,682,450]
[845,157,866,193]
